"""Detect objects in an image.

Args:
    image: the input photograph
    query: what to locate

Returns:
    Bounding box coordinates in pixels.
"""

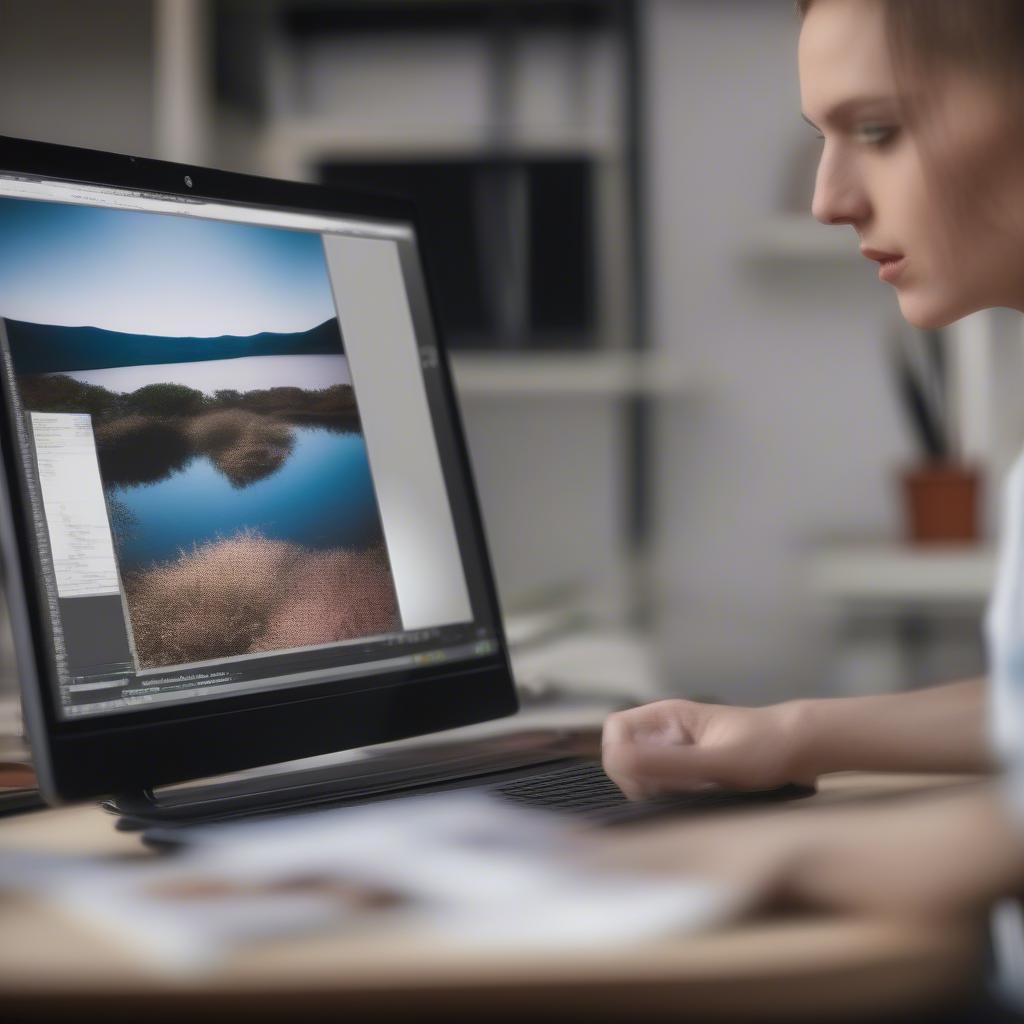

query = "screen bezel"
[0,134,517,802]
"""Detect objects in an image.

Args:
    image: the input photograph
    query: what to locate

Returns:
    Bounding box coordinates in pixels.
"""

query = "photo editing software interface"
[0,173,500,719]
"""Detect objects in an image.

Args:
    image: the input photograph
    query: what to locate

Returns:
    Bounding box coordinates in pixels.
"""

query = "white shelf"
[809,542,997,606]
[745,215,862,262]
[449,352,691,398]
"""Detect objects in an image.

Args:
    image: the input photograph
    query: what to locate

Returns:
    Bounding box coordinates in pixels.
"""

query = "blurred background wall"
[0,0,1008,709]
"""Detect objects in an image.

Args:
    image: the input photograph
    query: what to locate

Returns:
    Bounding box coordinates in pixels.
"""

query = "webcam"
[184,175,194,188]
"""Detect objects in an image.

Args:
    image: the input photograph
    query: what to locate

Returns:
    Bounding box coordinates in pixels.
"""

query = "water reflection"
[110,426,383,571]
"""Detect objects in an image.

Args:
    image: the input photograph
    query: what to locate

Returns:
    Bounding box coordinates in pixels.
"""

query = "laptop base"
[104,728,815,838]
[105,728,589,831]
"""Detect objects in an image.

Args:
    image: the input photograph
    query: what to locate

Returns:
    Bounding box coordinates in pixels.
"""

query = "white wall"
[0,0,154,156]
[458,399,626,609]
[645,0,912,703]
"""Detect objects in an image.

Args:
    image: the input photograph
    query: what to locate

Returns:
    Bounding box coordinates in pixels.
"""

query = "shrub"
[94,415,192,486]
[121,382,207,417]
[18,374,120,420]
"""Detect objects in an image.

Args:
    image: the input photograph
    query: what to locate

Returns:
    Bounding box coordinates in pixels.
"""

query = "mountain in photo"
[2,317,344,375]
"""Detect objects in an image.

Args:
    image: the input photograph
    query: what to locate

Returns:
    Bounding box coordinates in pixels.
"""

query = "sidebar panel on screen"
[27,412,135,696]
[322,234,473,631]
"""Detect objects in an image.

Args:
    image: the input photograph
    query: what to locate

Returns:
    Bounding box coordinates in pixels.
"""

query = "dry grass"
[185,410,294,488]
[124,529,399,668]
[125,530,296,666]
[186,409,291,452]
[251,545,400,652]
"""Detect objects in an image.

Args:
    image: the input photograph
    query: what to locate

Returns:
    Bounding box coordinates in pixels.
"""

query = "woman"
[602,0,1024,923]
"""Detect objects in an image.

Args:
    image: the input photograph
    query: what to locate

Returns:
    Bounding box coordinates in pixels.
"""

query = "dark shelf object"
[320,156,596,351]
[280,1,614,36]
[214,0,616,110]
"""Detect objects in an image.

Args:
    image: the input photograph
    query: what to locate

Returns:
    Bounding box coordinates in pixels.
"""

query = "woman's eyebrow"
[805,96,900,131]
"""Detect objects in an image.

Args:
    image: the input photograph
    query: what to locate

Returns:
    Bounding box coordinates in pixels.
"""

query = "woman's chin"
[896,290,971,331]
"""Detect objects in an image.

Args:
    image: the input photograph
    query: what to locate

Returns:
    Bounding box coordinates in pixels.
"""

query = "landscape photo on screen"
[0,195,401,669]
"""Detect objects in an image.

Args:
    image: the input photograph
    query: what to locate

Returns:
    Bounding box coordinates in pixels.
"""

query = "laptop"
[0,136,810,833]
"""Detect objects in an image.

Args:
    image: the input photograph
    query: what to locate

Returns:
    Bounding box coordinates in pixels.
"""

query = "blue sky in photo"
[0,196,337,338]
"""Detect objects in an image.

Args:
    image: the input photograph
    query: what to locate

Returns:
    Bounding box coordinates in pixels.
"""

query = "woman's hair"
[797,0,1024,89]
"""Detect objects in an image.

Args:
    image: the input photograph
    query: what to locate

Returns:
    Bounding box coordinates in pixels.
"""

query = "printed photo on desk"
[0,196,401,671]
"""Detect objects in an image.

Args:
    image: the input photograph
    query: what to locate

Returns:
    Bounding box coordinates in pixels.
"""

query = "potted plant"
[890,326,980,544]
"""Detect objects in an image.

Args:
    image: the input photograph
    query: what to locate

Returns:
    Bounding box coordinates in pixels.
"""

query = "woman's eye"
[855,124,896,147]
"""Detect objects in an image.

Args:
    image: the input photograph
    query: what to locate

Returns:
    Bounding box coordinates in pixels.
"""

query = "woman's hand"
[602,681,995,800]
[602,699,815,800]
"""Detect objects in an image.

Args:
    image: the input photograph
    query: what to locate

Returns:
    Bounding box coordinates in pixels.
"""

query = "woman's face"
[799,0,1024,328]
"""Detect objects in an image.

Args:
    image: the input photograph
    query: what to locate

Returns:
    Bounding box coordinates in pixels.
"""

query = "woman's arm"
[788,781,1024,916]
[791,676,995,778]
[593,780,1024,919]
[603,678,995,800]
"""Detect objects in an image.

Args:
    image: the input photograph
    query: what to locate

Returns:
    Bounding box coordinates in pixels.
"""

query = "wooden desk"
[0,773,985,1022]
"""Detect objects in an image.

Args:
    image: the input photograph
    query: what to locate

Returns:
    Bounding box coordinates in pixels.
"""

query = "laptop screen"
[0,173,501,721]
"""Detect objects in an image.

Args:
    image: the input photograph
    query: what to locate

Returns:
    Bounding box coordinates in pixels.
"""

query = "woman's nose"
[811,149,870,227]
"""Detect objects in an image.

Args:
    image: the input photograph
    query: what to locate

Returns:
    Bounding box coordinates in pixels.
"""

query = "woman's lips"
[877,256,908,283]
[861,248,908,284]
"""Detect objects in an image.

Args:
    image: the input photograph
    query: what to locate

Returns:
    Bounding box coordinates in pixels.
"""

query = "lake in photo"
[109,426,382,572]
[57,353,352,395]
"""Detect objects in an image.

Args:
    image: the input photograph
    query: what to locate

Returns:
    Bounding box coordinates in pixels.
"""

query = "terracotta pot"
[900,463,981,544]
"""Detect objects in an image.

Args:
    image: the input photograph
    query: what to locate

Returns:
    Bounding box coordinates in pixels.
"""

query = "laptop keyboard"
[129,758,816,841]
[491,761,628,815]
[489,760,816,825]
